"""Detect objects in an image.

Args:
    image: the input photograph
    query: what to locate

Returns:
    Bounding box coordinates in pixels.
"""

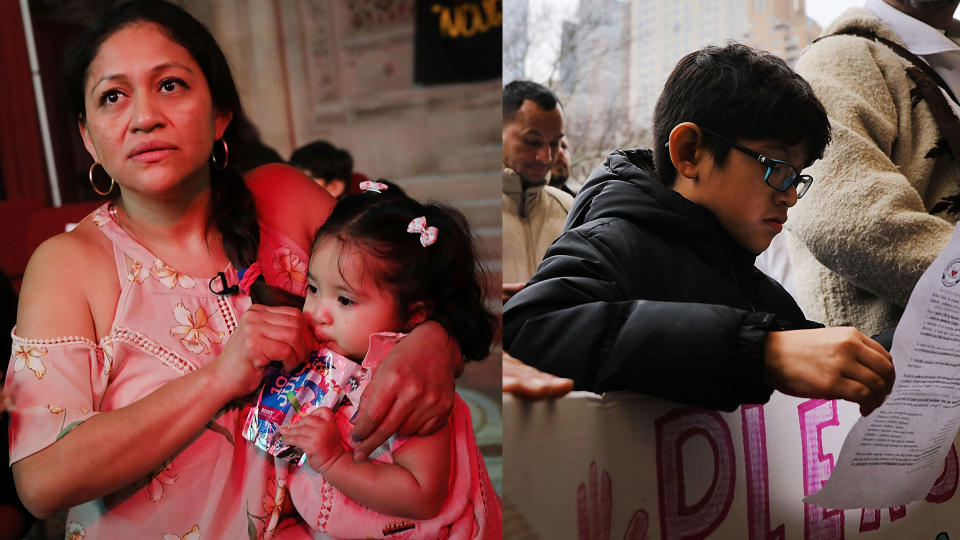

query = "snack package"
[243,347,360,462]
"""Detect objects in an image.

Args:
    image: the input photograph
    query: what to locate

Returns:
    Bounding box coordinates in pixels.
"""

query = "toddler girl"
[280,184,500,539]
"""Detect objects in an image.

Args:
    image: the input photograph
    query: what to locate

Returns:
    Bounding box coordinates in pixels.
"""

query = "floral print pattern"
[261,475,286,539]
[152,259,197,289]
[170,303,224,355]
[13,344,47,379]
[127,260,147,284]
[148,460,179,502]
[66,521,86,540]
[93,212,110,228]
[7,203,352,538]
[163,524,201,540]
[273,246,306,289]
[101,339,115,377]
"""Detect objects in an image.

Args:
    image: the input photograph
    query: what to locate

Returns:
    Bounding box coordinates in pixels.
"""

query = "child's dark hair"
[290,141,353,184]
[313,186,495,362]
[652,42,831,186]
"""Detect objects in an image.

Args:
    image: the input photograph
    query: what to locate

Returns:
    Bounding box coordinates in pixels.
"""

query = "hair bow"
[406,216,438,247]
[359,180,388,193]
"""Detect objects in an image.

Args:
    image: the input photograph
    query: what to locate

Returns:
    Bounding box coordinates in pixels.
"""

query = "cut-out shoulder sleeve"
[5,332,108,464]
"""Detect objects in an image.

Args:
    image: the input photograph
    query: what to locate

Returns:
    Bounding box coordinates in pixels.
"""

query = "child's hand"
[281,408,346,474]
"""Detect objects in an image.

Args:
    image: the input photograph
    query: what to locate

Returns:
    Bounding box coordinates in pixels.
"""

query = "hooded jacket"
[502,149,821,411]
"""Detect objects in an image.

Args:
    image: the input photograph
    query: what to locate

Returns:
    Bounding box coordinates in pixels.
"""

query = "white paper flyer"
[806,223,960,509]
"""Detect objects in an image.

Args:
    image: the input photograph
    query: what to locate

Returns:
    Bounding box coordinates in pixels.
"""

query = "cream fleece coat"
[787,7,960,335]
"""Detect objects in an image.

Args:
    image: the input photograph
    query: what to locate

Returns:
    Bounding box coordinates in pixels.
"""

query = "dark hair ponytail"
[63,0,260,268]
[314,187,496,361]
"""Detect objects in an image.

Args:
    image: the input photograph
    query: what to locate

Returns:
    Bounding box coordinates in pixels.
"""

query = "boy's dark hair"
[652,43,831,186]
[503,80,561,121]
[289,141,353,184]
[63,0,260,269]
[313,187,495,362]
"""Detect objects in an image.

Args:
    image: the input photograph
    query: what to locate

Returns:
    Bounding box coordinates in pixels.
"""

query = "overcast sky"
[520,0,960,81]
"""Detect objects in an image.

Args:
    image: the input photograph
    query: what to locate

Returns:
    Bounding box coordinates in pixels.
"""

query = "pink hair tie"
[359,180,388,193]
[406,216,438,247]
[238,262,263,296]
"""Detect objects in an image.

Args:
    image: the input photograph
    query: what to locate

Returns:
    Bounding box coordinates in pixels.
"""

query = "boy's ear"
[404,300,432,330]
[668,122,705,182]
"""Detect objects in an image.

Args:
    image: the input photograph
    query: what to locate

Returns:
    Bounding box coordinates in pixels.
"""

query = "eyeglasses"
[699,126,813,199]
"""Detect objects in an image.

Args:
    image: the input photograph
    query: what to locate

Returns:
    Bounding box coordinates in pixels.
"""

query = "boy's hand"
[502,351,574,399]
[503,282,525,303]
[280,408,345,474]
[764,327,895,416]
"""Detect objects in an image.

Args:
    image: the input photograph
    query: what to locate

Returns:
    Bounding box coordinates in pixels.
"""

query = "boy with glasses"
[503,43,896,415]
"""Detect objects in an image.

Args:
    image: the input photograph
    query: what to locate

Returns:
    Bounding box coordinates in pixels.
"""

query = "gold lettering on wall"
[431,0,502,38]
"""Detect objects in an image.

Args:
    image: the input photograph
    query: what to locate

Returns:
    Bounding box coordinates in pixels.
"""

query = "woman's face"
[79,22,232,199]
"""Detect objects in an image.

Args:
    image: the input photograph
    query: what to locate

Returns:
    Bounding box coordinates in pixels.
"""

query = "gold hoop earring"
[88,162,115,196]
[211,138,229,170]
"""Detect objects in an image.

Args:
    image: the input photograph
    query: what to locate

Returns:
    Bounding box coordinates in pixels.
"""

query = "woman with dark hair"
[4,1,461,537]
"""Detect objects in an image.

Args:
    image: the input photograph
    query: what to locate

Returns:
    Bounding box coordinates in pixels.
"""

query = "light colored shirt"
[866,0,960,113]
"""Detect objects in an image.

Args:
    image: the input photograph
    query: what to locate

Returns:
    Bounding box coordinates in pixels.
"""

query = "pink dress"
[288,333,502,539]
[5,203,317,539]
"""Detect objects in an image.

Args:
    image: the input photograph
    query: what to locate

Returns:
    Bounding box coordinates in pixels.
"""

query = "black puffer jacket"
[502,148,821,411]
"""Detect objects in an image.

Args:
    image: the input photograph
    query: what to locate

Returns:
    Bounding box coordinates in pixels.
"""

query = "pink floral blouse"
[6,203,316,539]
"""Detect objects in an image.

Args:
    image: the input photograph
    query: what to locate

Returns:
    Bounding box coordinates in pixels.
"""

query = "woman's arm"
[245,163,336,250]
[282,408,450,519]
[349,321,461,462]
[12,236,313,517]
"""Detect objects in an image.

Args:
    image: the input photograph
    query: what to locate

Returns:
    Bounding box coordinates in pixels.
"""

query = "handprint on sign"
[577,461,649,540]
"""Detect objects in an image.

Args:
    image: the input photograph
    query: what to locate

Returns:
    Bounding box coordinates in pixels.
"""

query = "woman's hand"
[210,304,317,399]
[280,408,345,474]
[350,321,460,462]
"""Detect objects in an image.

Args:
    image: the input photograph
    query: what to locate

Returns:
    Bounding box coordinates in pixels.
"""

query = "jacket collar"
[572,148,760,268]
[503,167,545,218]
[865,0,960,55]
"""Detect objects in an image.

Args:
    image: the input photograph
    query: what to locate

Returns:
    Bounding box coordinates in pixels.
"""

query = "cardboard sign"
[504,392,960,539]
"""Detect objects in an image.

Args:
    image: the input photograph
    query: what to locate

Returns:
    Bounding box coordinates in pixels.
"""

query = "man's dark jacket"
[502,148,822,411]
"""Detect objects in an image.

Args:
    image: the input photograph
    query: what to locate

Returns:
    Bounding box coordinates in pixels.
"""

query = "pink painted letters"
[656,408,735,540]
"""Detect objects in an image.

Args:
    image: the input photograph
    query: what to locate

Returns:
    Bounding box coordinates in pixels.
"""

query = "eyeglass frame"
[696,125,813,199]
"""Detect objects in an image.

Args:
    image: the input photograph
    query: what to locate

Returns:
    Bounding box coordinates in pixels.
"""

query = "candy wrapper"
[243,347,360,463]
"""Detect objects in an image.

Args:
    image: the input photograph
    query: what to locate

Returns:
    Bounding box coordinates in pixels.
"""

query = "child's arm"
[281,407,451,520]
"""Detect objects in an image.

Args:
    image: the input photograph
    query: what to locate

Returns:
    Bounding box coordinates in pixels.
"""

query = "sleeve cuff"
[733,312,778,404]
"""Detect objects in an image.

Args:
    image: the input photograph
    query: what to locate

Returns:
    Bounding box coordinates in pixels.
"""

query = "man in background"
[502,80,574,285]
[548,136,578,197]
